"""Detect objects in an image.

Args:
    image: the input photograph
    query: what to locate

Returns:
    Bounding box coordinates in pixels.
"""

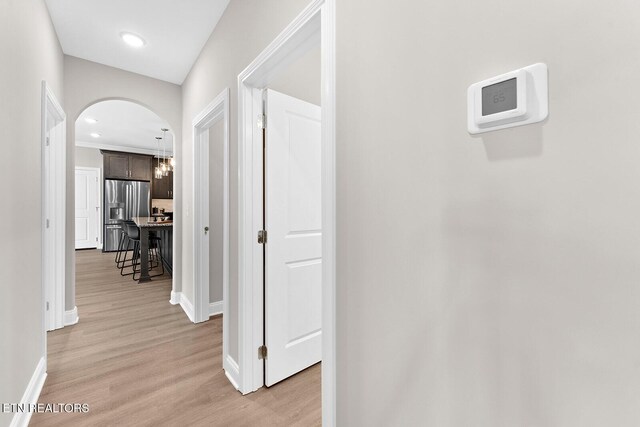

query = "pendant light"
[154,136,163,179]
[161,128,171,176]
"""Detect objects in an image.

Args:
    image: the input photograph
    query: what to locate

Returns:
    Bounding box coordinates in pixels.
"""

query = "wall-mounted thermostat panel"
[467,63,548,134]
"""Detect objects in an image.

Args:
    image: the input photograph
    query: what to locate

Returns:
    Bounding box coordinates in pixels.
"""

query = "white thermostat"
[467,63,548,134]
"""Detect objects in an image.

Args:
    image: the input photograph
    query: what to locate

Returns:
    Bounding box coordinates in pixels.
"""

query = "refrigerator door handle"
[126,185,131,219]
[132,182,138,219]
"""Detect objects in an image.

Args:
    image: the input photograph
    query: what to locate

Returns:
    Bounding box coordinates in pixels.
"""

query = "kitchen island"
[132,217,173,282]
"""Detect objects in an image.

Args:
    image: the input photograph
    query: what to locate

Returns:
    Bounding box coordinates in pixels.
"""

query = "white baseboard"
[209,300,223,316]
[170,291,195,323]
[224,355,240,390]
[171,292,222,322]
[9,357,47,427]
[180,294,195,323]
[63,306,79,326]
[169,290,180,305]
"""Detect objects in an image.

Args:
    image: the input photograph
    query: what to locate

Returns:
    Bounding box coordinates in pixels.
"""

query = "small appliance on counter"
[151,208,168,217]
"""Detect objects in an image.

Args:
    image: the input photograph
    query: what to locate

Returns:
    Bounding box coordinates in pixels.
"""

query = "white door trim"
[192,88,230,322]
[236,1,336,424]
[192,88,233,380]
[320,2,336,424]
[41,81,66,339]
[74,166,101,249]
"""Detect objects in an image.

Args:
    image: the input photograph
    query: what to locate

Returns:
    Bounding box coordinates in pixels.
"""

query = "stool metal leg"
[156,241,165,275]
[134,238,165,279]
[116,234,132,268]
[115,232,125,264]
[120,240,138,276]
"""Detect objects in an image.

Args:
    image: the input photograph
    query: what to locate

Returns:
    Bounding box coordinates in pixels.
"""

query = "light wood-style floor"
[32,249,321,426]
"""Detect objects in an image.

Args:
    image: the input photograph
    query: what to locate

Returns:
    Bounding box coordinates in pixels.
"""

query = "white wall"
[269,45,320,105]
[181,0,312,364]
[0,1,64,425]
[336,0,640,425]
[64,56,182,309]
[75,146,102,169]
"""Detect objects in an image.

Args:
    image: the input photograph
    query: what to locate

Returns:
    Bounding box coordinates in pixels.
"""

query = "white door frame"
[41,81,66,337]
[192,89,230,332]
[74,166,101,249]
[237,0,336,424]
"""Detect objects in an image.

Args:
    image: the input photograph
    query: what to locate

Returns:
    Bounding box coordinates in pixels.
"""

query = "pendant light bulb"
[155,136,163,179]
[161,128,172,173]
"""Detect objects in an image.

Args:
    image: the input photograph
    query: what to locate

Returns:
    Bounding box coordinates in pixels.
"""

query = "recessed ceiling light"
[84,117,98,124]
[120,32,146,48]
[90,132,101,138]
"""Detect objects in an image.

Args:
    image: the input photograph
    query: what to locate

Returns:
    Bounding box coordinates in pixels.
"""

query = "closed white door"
[75,168,99,249]
[264,89,322,386]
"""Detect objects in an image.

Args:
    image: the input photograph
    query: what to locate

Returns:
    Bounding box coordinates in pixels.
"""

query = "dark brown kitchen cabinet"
[129,155,152,181]
[102,151,152,181]
[152,170,173,199]
[103,152,129,179]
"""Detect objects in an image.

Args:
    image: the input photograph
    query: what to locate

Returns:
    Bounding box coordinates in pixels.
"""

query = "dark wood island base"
[132,217,173,283]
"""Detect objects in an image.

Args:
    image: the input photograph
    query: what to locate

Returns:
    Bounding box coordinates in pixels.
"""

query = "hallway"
[32,250,321,426]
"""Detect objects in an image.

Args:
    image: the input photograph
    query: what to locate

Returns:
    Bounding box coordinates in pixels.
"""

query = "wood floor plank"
[31,250,321,426]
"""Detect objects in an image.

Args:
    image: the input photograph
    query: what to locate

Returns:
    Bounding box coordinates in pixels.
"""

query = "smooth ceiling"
[77,100,174,153]
[45,0,230,84]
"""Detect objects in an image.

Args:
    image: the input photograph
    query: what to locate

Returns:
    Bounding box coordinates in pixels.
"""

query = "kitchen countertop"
[132,217,173,228]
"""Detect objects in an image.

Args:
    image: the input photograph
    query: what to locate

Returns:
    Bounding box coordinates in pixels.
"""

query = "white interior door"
[264,89,322,386]
[75,168,99,249]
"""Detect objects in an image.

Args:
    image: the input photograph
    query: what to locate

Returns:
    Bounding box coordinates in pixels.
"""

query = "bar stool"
[125,223,165,280]
[119,221,138,276]
[114,220,124,264]
[115,220,134,269]
[147,229,165,276]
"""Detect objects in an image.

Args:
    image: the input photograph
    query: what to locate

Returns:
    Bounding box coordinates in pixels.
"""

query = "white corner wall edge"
[224,354,241,390]
[9,357,47,427]
[209,301,223,317]
[63,306,79,326]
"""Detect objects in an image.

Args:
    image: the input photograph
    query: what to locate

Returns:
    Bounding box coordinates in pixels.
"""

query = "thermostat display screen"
[482,78,517,116]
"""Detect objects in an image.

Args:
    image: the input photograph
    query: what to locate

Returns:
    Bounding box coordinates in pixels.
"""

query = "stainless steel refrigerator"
[103,180,151,252]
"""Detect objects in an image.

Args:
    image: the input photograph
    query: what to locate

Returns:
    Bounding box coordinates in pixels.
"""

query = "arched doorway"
[72,99,177,316]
